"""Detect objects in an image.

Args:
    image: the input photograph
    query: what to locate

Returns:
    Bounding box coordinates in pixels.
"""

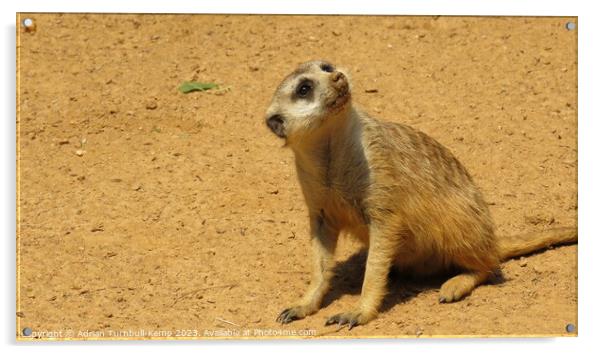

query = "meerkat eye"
[320,63,334,73]
[295,80,313,98]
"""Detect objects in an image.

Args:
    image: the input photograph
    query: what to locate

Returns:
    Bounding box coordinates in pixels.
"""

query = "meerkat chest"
[295,155,369,229]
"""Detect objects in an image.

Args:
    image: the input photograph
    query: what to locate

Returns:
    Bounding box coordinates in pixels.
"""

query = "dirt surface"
[16,14,577,339]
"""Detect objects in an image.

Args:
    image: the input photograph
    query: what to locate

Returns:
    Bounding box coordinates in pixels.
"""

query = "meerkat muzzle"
[327,71,350,108]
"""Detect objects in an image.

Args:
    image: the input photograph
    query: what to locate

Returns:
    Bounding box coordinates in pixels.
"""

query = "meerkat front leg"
[325,225,398,329]
[277,211,338,324]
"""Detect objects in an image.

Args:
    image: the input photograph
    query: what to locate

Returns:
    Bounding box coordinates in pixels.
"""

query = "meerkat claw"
[276,308,293,323]
[325,312,362,330]
[348,318,359,330]
[277,307,303,324]
[324,314,340,326]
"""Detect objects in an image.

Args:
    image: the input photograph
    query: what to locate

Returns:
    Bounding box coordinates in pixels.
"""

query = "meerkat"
[264,60,577,329]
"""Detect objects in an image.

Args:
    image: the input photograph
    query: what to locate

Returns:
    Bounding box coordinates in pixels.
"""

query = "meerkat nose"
[331,72,344,82]
[266,114,286,138]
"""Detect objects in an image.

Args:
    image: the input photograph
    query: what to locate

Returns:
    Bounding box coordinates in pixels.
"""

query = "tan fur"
[499,227,577,260]
[267,60,577,329]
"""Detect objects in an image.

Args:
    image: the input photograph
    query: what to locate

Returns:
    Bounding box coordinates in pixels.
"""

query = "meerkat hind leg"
[439,270,490,303]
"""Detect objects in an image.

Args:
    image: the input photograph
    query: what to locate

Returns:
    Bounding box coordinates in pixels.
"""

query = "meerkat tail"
[498,227,577,260]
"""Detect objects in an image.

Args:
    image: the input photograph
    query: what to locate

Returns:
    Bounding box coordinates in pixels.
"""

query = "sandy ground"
[16,14,577,339]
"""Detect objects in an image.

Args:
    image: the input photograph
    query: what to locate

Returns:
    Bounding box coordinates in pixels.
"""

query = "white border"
[0,0,584,16]
[2,1,600,353]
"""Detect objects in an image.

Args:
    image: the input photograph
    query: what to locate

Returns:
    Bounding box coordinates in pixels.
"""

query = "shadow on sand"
[321,249,506,313]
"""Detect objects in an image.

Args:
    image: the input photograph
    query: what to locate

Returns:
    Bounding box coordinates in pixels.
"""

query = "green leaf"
[178,81,219,93]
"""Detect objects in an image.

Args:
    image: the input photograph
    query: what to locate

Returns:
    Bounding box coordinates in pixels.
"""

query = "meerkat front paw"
[324,309,375,330]
[276,305,314,324]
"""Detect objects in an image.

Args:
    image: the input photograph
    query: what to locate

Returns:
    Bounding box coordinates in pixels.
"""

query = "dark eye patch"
[295,79,313,98]
[320,63,334,73]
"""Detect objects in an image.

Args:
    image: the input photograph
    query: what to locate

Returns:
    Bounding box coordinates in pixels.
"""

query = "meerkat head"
[265,60,352,144]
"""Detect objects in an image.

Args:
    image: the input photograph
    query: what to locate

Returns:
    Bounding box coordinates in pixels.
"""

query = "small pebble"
[145,100,158,110]
[75,149,85,156]
[525,214,555,225]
